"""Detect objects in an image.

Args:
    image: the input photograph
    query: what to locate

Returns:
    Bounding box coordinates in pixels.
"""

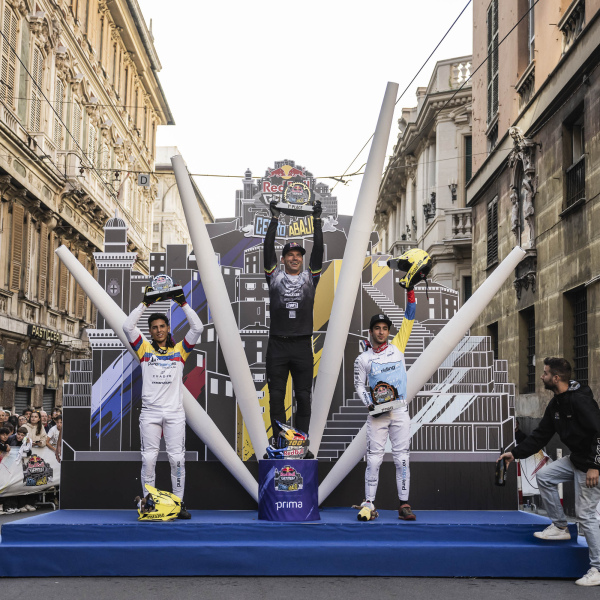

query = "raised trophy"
[144,273,183,304]
[275,180,315,217]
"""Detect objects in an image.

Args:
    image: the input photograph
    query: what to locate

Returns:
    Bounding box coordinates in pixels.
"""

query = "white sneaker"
[24,504,37,511]
[5,508,17,514]
[576,567,600,586]
[533,523,571,540]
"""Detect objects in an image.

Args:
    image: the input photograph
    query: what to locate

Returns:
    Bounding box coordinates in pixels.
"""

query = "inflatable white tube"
[171,155,269,458]
[309,82,399,455]
[56,245,259,501]
[318,246,526,504]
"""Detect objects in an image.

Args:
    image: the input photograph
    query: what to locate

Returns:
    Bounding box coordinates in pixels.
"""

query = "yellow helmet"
[135,484,182,522]
[388,248,433,290]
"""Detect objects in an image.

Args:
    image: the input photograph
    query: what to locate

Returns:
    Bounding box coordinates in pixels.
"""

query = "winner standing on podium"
[264,200,323,457]
[123,279,203,519]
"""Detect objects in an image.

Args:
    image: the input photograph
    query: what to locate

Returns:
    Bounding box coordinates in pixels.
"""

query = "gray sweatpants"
[536,456,600,569]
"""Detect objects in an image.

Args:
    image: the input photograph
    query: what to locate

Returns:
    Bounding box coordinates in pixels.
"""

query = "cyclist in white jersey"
[354,288,416,521]
[123,286,203,519]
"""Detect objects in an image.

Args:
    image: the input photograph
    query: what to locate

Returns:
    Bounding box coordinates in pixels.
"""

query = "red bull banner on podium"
[258,459,319,522]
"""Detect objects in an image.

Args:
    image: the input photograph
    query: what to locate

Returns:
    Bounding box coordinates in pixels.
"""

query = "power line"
[0,94,152,112]
[331,0,472,192]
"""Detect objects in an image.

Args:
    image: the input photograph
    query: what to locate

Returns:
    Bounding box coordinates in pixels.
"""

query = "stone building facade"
[377,56,474,302]
[152,146,213,253]
[0,0,172,413]
[467,0,600,421]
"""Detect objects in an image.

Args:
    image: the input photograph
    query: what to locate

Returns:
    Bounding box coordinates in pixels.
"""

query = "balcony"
[444,207,472,247]
[389,239,417,258]
[516,61,535,109]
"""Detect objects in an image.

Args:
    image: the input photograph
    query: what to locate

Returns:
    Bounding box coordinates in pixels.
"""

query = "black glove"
[172,288,187,307]
[269,201,281,219]
[142,286,156,307]
[312,200,322,219]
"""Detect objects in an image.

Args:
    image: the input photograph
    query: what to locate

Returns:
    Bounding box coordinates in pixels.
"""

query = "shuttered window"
[30,46,43,131]
[9,203,24,291]
[22,213,31,297]
[58,251,69,312]
[487,197,498,267]
[38,222,49,303]
[53,77,65,149]
[487,0,499,124]
[87,122,97,165]
[465,136,472,183]
[72,102,82,147]
[1,7,17,107]
[47,231,56,306]
[75,250,87,319]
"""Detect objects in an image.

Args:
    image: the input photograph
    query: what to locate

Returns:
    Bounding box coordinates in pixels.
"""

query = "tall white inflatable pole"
[56,245,259,501]
[318,246,527,504]
[309,82,399,454]
[171,155,269,457]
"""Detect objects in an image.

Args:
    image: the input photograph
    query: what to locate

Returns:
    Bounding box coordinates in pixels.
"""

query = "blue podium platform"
[0,509,589,577]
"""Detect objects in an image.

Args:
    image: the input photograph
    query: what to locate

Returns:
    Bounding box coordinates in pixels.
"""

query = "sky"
[137,0,473,220]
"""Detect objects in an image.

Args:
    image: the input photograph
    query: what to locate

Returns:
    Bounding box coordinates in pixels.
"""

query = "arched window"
[17,349,35,388]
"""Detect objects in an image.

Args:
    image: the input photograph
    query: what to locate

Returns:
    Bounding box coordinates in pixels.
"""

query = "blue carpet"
[0,509,589,577]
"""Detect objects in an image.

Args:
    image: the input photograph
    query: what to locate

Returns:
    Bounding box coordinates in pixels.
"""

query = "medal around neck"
[146,273,182,303]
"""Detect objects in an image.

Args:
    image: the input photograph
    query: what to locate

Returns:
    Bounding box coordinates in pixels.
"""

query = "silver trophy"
[275,181,315,216]
[145,273,183,303]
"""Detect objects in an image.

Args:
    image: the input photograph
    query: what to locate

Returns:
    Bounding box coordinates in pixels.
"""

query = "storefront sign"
[27,325,62,344]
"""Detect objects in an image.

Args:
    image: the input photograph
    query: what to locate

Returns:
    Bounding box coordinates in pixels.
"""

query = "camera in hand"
[495,447,507,486]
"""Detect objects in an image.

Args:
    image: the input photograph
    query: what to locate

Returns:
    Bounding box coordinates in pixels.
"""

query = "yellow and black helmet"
[135,484,182,522]
[388,249,433,290]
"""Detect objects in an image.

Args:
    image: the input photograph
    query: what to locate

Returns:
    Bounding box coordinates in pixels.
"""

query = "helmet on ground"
[135,484,182,522]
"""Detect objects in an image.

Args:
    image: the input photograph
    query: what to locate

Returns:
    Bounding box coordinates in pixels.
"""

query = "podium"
[258,459,320,522]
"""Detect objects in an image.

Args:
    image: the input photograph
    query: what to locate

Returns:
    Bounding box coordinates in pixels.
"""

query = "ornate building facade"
[152,146,214,253]
[377,56,473,302]
[0,0,172,413]
[467,0,599,422]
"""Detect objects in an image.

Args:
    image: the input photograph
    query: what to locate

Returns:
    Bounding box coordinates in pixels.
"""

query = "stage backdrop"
[60,159,517,510]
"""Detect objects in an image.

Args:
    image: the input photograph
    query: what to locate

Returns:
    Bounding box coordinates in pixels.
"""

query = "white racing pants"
[140,408,186,501]
[365,407,410,503]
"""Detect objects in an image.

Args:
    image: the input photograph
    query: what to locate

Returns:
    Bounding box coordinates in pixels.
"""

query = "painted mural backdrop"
[61,160,515,469]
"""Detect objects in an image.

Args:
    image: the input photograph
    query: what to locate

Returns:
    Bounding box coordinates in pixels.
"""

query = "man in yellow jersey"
[354,287,416,521]
[123,287,203,519]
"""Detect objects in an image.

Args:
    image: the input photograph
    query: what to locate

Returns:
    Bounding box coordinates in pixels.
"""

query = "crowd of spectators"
[0,406,62,515]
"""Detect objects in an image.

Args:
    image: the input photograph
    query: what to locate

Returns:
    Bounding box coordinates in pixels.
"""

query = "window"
[528,0,535,63]
[207,329,214,342]
[18,349,35,388]
[30,47,44,131]
[257,352,262,362]
[53,78,65,149]
[88,123,97,165]
[565,110,585,209]
[225,381,233,397]
[487,0,499,124]
[486,198,499,267]
[72,102,82,147]
[567,288,588,385]
[245,282,256,290]
[1,7,18,108]
[463,276,472,303]
[519,307,535,393]
[153,223,160,232]
[210,378,218,395]
[465,136,472,184]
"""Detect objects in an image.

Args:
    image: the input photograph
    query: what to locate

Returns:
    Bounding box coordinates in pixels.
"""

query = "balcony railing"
[444,207,472,241]
[389,239,417,258]
[566,155,585,208]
